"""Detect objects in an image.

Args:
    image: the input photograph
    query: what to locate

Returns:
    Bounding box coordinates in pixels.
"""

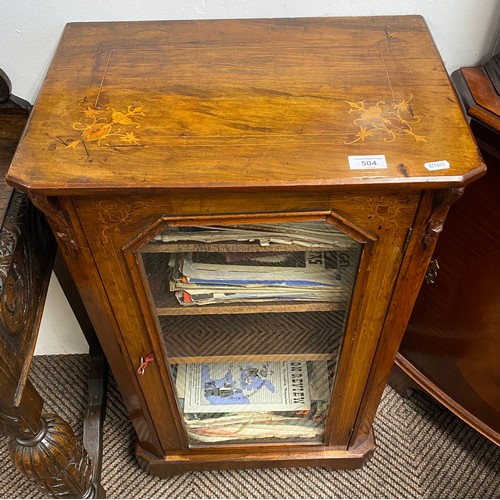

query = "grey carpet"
[1,355,499,498]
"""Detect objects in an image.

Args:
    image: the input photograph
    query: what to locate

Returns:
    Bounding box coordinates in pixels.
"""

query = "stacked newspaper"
[169,250,355,305]
[157,222,359,306]
[175,360,331,442]
[154,222,355,249]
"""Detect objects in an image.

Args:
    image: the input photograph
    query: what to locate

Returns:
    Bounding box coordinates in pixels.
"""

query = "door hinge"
[402,227,413,253]
[348,427,355,442]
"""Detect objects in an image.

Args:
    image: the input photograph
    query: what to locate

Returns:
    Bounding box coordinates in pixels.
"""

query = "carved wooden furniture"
[0,69,106,497]
[6,17,485,475]
[390,54,500,446]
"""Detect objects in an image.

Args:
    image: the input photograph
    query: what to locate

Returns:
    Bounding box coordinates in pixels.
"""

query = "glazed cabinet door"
[129,213,369,446]
[74,191,419,455]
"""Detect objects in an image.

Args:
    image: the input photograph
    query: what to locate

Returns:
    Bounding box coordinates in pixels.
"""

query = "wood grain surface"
[7,17,484,195]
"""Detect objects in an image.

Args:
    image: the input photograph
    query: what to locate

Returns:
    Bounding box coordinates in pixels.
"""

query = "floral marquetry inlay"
[345,95,426,144]
[94,200,149,244]
[67,105,145,150]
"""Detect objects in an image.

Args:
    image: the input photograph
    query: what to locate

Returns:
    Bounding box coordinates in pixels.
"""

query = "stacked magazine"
[154,222,355,248]
[174,360,333,442]
[169,250,356,305]
[154,222,360,306]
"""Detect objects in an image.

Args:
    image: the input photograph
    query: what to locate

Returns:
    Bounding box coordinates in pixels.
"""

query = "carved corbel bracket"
[29,194,80,257]
[422,187,464,250]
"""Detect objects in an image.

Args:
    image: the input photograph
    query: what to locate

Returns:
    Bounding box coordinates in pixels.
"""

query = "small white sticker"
[348,155,388,170]
[424,160,450,171]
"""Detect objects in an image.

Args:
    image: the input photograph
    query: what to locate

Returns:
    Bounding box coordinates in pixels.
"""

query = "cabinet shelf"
[160,311,343,363]
[143,242,351,254]
[142,237,355,253]
[155,291,347,316]
[168,353,335,364]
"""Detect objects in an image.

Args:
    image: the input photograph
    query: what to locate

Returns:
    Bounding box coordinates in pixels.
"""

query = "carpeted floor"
[1,355,499,499]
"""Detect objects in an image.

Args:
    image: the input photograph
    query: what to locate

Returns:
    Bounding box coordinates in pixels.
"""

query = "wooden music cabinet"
[6,17,484,476]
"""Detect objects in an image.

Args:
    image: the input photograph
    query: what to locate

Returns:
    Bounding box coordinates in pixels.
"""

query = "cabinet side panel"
[325,191,420,446]
[351,189,462,448]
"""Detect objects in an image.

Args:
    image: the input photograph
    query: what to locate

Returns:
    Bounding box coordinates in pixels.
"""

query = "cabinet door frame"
[123,209,378,449]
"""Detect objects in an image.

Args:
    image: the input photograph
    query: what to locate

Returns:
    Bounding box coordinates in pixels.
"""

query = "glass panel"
[139,221,362,445]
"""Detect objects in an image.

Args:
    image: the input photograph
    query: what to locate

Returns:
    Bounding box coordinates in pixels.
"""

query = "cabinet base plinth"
[135,432,375,477]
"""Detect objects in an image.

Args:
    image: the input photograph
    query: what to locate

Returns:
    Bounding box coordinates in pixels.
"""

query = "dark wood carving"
[0,197,96,497]
[9,414,94,498]
[421,187,464,250]
[0,69,9,102]
[29,194,80,257]
[0,68,31,113]
[0,69,105,497]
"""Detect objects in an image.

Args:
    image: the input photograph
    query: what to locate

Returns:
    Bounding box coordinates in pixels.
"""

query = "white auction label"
[348,155,388,170]
[424,160,450,171]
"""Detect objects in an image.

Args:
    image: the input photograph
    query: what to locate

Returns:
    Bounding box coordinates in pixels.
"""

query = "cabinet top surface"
[7,17,484,195]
